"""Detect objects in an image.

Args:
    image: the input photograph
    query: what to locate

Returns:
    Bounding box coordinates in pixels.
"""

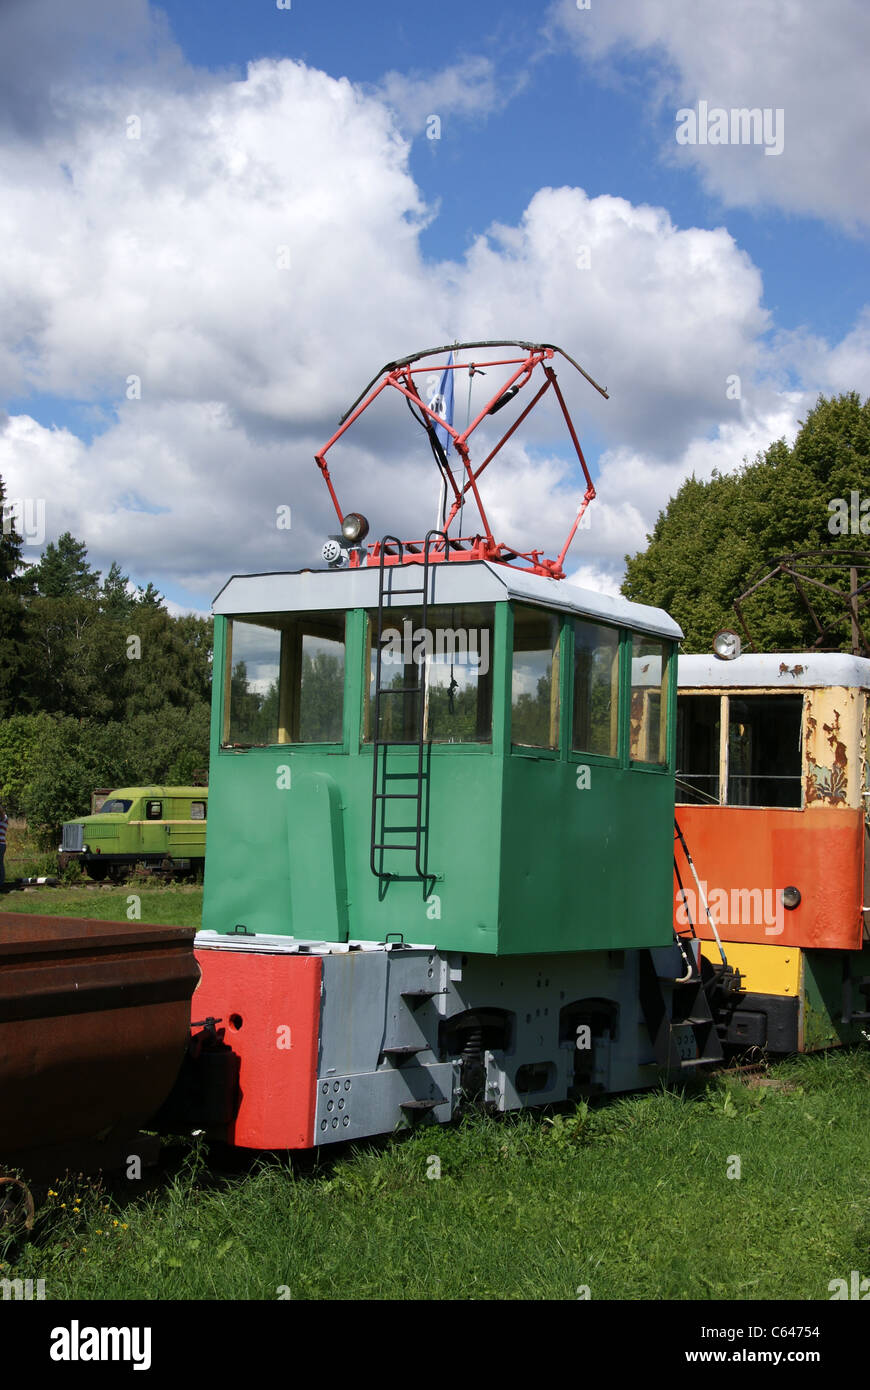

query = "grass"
[0,883,203,929]
[1,819,202,928]
[2,1050,868,1301]
[3,817,59,879]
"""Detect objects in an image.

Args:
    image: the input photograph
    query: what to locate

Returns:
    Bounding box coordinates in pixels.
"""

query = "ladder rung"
[374,739,419,747]
[373,842,417,852]
[383,825,425,834]
[377,686,422,695]
[374,792,418,801]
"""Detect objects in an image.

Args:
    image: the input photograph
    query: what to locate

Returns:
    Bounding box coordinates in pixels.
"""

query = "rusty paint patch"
[806,761,848,804]
[806,707,850,804]
[779,662,805,678]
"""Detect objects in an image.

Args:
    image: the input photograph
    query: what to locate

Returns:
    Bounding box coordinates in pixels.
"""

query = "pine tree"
[0,473,28,714]
[30,532,101,598]
[0,473,24,582]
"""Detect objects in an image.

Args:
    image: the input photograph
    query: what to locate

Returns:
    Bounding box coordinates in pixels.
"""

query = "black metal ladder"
[370,531,449,894]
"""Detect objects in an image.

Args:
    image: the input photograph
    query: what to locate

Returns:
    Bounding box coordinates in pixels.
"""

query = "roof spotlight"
[713,629,741,660]
[341,512,369,544]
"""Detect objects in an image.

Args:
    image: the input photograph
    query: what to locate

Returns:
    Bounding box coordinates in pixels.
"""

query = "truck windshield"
[98,799,132,813]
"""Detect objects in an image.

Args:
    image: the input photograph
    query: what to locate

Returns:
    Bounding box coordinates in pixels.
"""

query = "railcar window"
[223,613,346,747]
[630,637,669,766]
[727,695,802,808]
[98,799,132,814]
[512,606,560,749]
[190,801,206,820]
[145,800,162,820]
[572,620,619,757]
[364,603,494,744]
[676,695,721,804]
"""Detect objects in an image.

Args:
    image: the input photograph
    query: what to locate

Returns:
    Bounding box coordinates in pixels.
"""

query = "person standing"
[0,801,7,889]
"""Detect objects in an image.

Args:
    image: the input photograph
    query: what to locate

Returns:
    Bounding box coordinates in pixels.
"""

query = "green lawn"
[3,1050,868,1301]
[0,884,202,930]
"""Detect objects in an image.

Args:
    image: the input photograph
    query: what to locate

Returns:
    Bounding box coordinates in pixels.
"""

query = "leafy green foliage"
[23,706,211,839]
[623,393,870,651]
[0,489,213,827]
[0,713,55,815]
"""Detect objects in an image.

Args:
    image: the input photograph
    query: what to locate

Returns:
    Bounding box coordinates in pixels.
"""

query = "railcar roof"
[677,652,870,690]
[98,787,209,798]
[212,561,683,641]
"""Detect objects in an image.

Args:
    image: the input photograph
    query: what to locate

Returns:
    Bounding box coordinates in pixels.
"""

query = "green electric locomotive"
[174,345,724,1150]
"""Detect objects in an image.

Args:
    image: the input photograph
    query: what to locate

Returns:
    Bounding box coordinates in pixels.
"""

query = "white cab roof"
[678,652,870,690]
[213,561,683,642]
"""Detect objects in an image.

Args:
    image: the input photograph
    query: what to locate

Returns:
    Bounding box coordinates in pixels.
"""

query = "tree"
[622,393,870,652]
[29,531,101,599]
[0,473,27,714]
[135,581,164,608]
[100,561,135,616]
[0,712,54,814]
[0,472,24,582]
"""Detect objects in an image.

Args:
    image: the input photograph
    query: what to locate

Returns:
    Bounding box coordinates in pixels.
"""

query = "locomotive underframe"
[181,934,692,1149]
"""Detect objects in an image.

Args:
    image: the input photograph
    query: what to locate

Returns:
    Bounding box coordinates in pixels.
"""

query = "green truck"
[59,786,208,880]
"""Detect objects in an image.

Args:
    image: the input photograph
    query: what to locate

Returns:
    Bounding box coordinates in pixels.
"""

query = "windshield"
[98,799,132,814]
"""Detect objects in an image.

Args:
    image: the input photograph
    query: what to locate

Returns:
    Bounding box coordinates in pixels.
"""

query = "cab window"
[572,620,619,758]
[676,693,803,807]
[145,800,162,820]
[512,606,560,749]
[728,695,802,808]
[676,695,721,804]
[223,612,346,746]
[630,636,669,766]
[365,603,494,744]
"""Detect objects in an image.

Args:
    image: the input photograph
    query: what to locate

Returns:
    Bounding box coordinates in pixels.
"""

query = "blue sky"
[1,0,868,610]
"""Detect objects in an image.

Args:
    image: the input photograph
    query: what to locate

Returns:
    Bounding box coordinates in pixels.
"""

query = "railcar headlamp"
[782,886,801,910]
[713,629,741,660]
[341,512,369,544]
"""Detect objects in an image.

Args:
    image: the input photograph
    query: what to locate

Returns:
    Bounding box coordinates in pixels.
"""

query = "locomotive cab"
[675,653,870,1051]
[203,562,680,956]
